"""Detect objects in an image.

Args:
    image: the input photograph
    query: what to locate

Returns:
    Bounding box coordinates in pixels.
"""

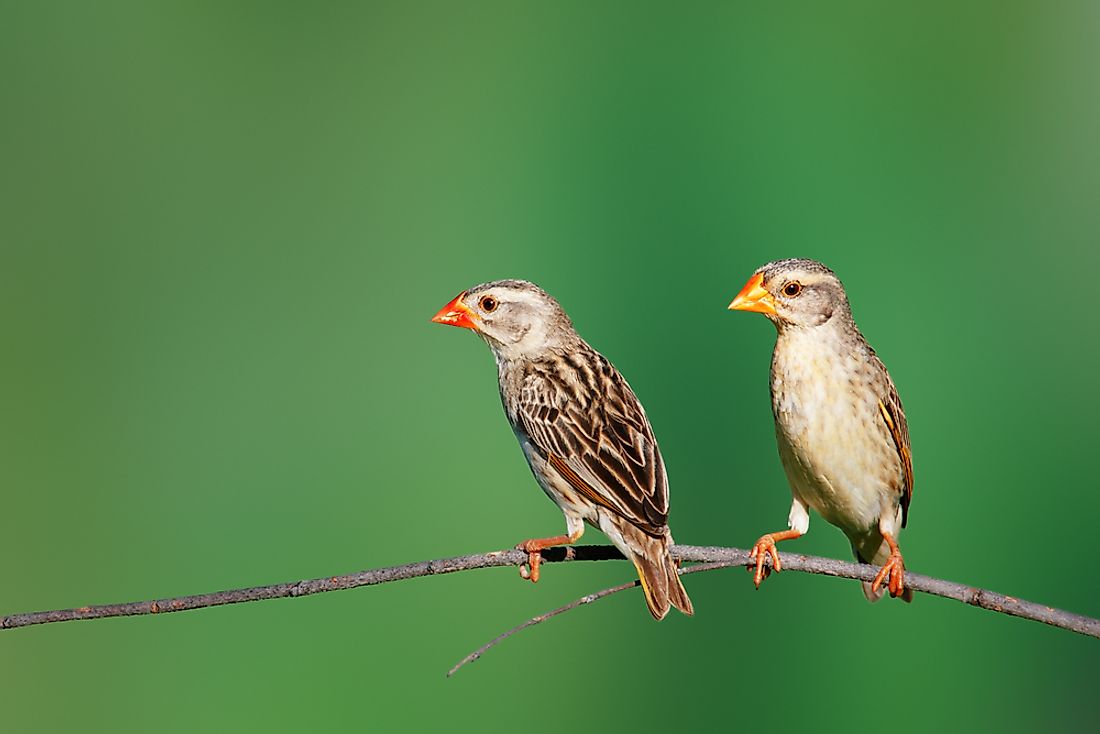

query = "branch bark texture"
[2,544,1097,640]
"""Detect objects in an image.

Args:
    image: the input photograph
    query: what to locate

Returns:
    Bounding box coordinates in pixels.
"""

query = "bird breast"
[770,326,900,532]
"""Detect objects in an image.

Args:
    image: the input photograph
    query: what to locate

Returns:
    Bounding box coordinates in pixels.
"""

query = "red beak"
[431,292,480,331]
[728,273,777,316]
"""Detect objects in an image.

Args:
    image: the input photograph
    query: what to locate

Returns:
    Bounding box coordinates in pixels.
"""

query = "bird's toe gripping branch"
[515,529,584,583]
[748,529,803,589]
[870,532,906,598]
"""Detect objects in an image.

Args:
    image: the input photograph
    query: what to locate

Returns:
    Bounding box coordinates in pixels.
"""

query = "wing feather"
[512,351,669,536]
[878,373,913,528]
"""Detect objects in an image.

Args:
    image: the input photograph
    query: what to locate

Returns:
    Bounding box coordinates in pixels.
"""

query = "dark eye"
[479,295,498,313]
[783,282,802,297]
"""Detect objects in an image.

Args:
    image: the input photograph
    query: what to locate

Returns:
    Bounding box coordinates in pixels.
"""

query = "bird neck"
[773,316,862,365]
[486,329,585,367]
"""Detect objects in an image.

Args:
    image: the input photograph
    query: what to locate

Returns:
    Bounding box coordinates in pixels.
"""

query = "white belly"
[771,330,896,534]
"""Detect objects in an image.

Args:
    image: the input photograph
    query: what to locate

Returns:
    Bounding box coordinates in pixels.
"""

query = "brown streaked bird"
[729,259,914,602]
[431,279,693,620]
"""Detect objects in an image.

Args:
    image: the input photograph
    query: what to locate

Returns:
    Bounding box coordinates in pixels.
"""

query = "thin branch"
[448,579,640,676]
[0,546,615,630]
[673,545,1100,639]
[449,549,1100,675]
[448,562,729,676]
[2,545,1097,645]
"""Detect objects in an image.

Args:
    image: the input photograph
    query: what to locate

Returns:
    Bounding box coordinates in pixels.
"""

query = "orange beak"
[728,273,777,316]
[431,292,481,331]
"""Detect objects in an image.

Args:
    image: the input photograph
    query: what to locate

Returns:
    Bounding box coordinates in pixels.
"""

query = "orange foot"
[871,532,906,598]
[515,529,583,583]
[748,529,803,588]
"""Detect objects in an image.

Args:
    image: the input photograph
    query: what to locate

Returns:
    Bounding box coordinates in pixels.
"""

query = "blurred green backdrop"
[2,2,1097,731]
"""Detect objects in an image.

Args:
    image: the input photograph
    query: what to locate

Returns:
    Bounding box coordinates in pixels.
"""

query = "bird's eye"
[479,295,498,313]
[783,282,803,297]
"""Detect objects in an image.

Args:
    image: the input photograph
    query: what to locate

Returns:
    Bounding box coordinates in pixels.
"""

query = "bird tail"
[855,538,913,604]
[621,526,694,620]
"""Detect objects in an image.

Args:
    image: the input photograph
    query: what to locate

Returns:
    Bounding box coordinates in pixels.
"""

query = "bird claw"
[871,550,906,598]
[514,531,582,585]
[748,534,783,588]
[745,563,772,584]
[516,541,541,584]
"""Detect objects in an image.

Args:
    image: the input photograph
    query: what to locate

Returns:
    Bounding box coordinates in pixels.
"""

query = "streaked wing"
[513,350,669,536]
[877,371,913,528]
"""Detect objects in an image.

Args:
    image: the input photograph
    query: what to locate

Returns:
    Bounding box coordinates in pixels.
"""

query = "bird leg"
[748,529,803,588]
[870,531,906,597]
[515,528,583,583]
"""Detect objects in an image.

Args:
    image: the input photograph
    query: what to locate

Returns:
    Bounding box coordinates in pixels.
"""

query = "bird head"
[728,258,851,329]
[431,279,578,360]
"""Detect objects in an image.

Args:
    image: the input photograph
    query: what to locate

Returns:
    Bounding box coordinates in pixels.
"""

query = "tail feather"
[628,533,694,620]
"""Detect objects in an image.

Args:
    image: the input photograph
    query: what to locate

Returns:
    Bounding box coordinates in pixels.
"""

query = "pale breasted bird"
[729,259,914,601]
[432,279,693,619]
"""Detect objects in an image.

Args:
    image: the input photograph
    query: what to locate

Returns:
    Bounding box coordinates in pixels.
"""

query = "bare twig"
[672,545,1100,639]
[2,545,1097,646]
[448,550,1100,675]
[0,546,615,630]
[448,562,730,676]
[448,579,640,676]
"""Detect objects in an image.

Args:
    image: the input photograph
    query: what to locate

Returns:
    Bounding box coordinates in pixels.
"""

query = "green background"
[2,2,1097,731]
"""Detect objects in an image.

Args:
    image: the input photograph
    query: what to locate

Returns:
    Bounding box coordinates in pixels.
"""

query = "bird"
[431,279,693,619]
[728,259,914,602]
